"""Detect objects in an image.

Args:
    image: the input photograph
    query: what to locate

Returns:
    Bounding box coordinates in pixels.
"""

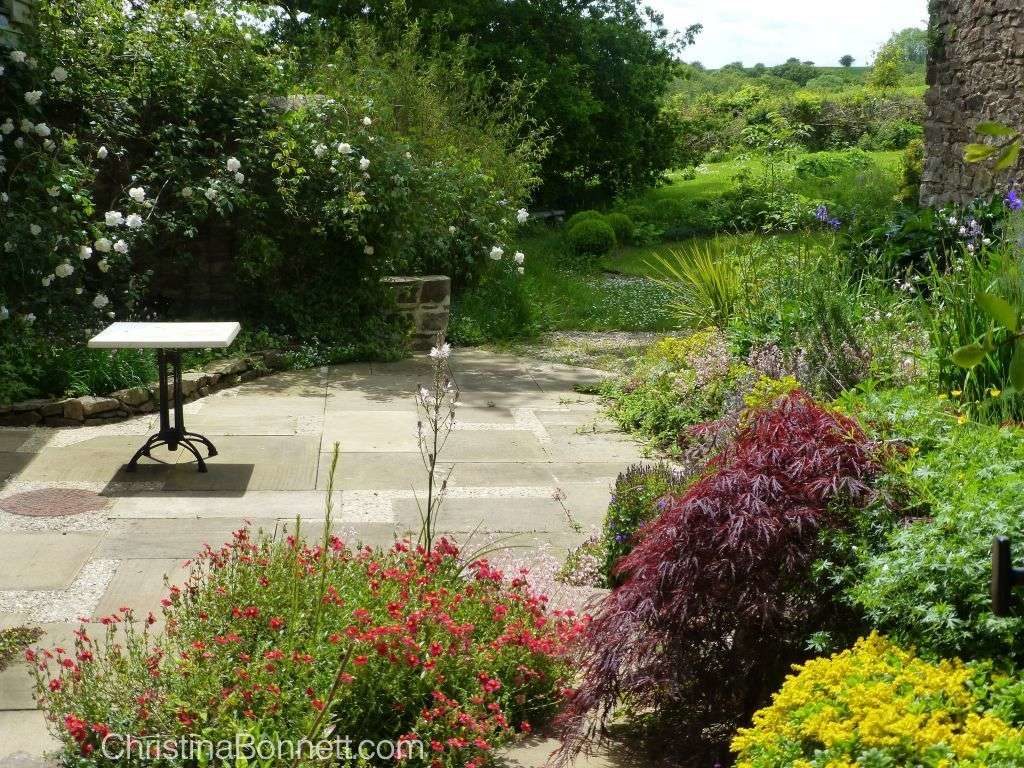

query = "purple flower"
[828,217,841,230]
[615,534,628,543]
[1006,189,1023,211]
[814,204,829,223]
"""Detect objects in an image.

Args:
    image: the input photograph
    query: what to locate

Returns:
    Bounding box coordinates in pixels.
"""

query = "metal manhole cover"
[0,488,109,517]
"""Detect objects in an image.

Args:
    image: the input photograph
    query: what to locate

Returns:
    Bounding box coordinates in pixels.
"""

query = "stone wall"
[0,0,33,49]
[0,352,287,427]
[380,275,451,350]
[923,0,1024,206]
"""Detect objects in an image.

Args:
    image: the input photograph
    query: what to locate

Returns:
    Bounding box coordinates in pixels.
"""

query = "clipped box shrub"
[564,210,606,229]
[604,212,635,245]
[733,633,1024,768]
[565,218,617,256]
[32,527,586,765]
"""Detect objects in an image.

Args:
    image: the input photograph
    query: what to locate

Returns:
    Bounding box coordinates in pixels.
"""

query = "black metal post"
[125,348,218,473]
[991,536,1024,616]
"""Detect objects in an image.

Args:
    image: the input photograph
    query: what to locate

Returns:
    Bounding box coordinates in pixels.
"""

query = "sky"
[648,0,929,68]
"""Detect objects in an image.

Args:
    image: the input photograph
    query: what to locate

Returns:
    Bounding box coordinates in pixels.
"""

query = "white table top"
[88,322,241,349]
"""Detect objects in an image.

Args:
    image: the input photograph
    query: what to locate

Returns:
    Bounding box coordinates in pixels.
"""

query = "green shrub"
[650,198,688,225]
[604,212,635,245]
[565,218,617,256]
[832,386,1024,662]
[600,463,688,586]
[34,525,585,765]
[793,149,873,180]
[448,261,535,343]
[649,244,741,330]
[565,210,606,229]
[900,138,925,204]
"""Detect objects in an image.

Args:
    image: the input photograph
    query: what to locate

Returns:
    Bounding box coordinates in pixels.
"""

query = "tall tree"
[839,54,855,67]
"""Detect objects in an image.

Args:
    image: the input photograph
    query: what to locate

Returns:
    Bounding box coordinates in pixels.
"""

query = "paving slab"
[323,411,419,453]
[395,497,569,534]
[163,435,319,491]
[446,461,559,488]
[11,436,181,484]
[276,521,399,551]
[230,368,330,397]
[0,710,60,762]
[0,533,100,590]
[543,426,645,464]
[0,432,45,453]
[0,453,33,485]
[93,559,189,618]
[315,453,442,491]
[546,462,638,484]
[107,490,341,520]
[442,431,549,462]
[95,519,263,559]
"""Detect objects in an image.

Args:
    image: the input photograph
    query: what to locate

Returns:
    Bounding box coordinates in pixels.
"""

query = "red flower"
[353,655,368,666]
[268,616,285,631]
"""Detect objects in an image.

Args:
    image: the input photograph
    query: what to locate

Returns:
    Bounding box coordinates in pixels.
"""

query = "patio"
[0,349,643,765]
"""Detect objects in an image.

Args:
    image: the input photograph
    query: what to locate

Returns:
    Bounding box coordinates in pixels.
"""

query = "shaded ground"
[0,348,647,766]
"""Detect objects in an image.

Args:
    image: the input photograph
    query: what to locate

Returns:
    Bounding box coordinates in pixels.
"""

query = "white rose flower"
[23,313,35,324]
[183,9,200,26]
[181,186,193,198]
[128,186,146,202]
[1,192,8,203]
[34,123,51,137]
[488,246,503,261]
[75,287,83,295]
[29,223,41,236]
[517,266,525,275]
[55,262,74,278]
[448,225,457,234]
[204,187,217,201]
[516,208,529,224]
[24,91,42,106]
[337,142,352,155]
[234,172,244,184]
[105,210,124,227]
[46,186,59,197]
[19,118,33,133]
[226,157,241,172]
[13,137,23,149]
[79,245,92,260]
[513,251,525,265]
[9,51,26,64]
[113,239,128,254]
[125,213,143,229]
[363,245,374,255]
[94,237,112,252]
[97,259,110,273]
[43,139,55,152]
[3,241,13,252]
[0,119,12,135]
[96,145,109,160]
[405,151,411,159]
[41,274,53,287]
[362,116,372,126]
[0,306,7,321]
[313,143,328,158]
[359,156,370,171]
[92,293,109,309]
[51,66,68,83]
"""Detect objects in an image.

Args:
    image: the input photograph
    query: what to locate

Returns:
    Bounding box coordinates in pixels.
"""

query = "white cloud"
[653,0,929,68]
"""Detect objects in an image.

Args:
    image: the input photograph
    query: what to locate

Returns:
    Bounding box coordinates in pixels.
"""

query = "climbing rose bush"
[732,633,1024,767]
[31,527,586,766]
[556,392,880,765]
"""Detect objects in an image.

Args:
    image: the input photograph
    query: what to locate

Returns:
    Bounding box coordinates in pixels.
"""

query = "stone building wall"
[0,0,34,48]
[923,0,1024,206]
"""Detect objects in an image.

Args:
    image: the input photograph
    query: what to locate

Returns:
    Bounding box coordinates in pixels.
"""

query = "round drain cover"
[0,488,109,517]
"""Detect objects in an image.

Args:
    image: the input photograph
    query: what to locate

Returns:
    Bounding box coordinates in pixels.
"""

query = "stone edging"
[0,351,288,428]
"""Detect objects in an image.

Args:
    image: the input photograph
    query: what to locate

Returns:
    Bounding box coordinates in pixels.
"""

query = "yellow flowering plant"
[732,633,1024,768]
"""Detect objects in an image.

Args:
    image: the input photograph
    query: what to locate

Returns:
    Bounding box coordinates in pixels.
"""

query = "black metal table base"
[126,349,217,473]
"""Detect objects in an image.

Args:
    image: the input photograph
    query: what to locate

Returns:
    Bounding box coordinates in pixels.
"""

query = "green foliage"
[448,261,535,343]
[0,626,42,672]
[834,386,1024,662]
[870,41,908,90]
[649,244,741,329]
[565,218,617,256]
[565,210,606,229]
[793,148,873,180]
[604,212,635,245]
[839,54,856,68]
[598,463,688,587]
[900,138,925,204]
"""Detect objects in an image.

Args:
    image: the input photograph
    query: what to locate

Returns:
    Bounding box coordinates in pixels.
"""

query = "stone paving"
[0,349,644,766]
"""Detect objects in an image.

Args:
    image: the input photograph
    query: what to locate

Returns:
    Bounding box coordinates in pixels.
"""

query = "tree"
[260,0,701,206]
[870,41,906,89]
[770,58,817,86]
[885,27,928,64]
[840,54,855,67]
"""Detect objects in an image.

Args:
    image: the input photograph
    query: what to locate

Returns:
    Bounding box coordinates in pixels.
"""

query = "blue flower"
[814,204,829,223]
[1006,189,1023,211]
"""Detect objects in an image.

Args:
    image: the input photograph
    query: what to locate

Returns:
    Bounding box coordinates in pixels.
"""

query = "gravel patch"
[0,559,119,623]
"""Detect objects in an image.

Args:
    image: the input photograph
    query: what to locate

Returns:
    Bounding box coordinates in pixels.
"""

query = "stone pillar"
[0,0,34,48]
[923,0,1024,206]
[380,275,451,350]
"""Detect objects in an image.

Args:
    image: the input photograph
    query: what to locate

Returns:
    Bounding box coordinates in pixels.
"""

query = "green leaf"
[965,143,999,163]
[1011,342,1024,391]
[977,292,1019,332]
[951,343,988,369]
[976,121,1018,138]
[995,141,1022,172]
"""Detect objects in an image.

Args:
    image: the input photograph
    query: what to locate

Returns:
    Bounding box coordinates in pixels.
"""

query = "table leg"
[126,349,219,473]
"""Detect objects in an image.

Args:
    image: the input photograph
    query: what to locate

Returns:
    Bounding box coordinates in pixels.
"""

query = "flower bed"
[31,526,586,766]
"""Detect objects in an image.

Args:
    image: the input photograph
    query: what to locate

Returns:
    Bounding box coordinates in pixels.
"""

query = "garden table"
[88,322,240,473]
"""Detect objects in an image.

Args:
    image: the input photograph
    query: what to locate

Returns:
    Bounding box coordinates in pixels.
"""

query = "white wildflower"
[75,287,83,295]
[105,210,124,227]
[429,342,452,360]
[513,251,525,265]
[29,223,41,236]
[517,266,525,275]
[226,157,241,172]
[92,293,109,309]
[51,66,68,83]
[362,116,372,126]
[96,145,109,160]
[516,208,529,224]
[24,91,42,106]
[448,225,456,234]
[337,142,352,155]
[128,186,146,202]
[359,156,370,171]
[183,9,200,26]
[488,246,503,261]
[314,143,328,158]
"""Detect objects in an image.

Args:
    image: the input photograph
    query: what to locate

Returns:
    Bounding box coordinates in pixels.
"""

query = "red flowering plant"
[31,518,586,766]
[554,392,880,766]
